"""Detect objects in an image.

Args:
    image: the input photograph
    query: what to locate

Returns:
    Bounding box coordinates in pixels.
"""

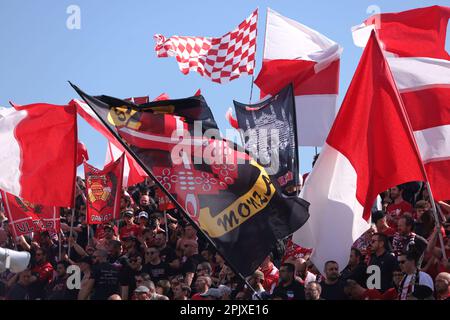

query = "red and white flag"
[84,154,124,224]
[352,5,450,201]
[154,9,257,83]
[0,104,77,207]
[1,190,60,238]
[254,8,342,146]
[292,32,427,271]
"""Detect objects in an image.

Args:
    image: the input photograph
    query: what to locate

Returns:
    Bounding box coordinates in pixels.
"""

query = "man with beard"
[137,194,157,215]
[392,215,428,257]
[272,263,305,300]
[29,248,54,299]
[85,249,120,300]
[386,185,413,230]
[45,261,77,300]
[368,233,399,292]
[305,281,322,300]
[319,261,347,300]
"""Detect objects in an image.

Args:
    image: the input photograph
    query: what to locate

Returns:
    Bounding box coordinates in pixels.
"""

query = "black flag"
[233,84,299,194]
[70,83,309,277]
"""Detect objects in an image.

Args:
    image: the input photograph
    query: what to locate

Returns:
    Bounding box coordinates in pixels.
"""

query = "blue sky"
[1,0,448,176]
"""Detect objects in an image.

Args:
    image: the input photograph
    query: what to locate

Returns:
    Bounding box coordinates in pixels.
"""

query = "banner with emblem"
[0,190,60,237]
[70,83,309,277]
[84,154,124,224]
[233,84,299,194]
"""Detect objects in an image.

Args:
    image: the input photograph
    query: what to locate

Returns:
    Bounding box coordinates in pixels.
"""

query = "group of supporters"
[0,176,449,300]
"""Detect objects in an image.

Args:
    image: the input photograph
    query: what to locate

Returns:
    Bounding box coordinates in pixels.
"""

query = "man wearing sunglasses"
[119,255,143,300]
[143,246,169,283]
[398,251,434,300]
[368,232,398,292]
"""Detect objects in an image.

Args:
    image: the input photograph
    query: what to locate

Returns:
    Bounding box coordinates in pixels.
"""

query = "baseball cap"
[200,288,222,299]
[123,210,134,217]
[138,211,149,219]
[134,286,150,294]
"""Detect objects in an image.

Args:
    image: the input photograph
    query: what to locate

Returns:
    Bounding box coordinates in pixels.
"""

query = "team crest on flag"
[84,154,125,224]
[0,190,60,237]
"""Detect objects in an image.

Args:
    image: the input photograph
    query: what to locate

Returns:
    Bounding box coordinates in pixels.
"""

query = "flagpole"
[72,85,261,297]
[164,210,168,243]
[249,75,255,104]
[374,32,448,263]
[58,230,62,261]
[67,180,78,258]
[425,182,447,261]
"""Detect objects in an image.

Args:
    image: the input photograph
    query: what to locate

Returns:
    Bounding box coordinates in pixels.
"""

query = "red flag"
[292,32,427,271]
[1,190,60,238]
[353,5,450,201]
[0,104,77,207]
[156,188,175,211]
[76,141,89,167]
[84,154,125,224]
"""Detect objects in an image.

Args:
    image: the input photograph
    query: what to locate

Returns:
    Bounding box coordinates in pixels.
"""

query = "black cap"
[123,210,134,217]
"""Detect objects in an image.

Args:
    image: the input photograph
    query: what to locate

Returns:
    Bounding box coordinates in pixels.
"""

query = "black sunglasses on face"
[398,260,406,264]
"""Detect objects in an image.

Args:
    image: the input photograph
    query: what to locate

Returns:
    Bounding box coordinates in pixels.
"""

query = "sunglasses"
[146,251,157,255]
[130,259,139,263]
[398,260,406,264]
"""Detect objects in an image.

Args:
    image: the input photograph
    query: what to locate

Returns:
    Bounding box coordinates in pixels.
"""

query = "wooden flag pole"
[164,210,169,243]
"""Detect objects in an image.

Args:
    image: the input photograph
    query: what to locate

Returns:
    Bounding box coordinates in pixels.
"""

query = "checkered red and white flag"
[154,9,258,84]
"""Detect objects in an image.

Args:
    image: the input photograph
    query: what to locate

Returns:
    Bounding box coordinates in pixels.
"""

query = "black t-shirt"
[369,250,399,292]
[272,280,305,300]
[143,261,170,283]
[320,279,348,300]
[6,283,30,300]
[181,254,206,276]
[45,276,78,300]
[118,266,141,299]
[341,262,368,288]
[90,262,120,300]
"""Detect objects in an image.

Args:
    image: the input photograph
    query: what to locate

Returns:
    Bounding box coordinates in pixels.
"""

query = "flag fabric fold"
[352,5,450,201]
[154,9,258,84]
[0,104,77,207]
[292,32,427,272]
[70,83,309,277]
[254,8,342,146]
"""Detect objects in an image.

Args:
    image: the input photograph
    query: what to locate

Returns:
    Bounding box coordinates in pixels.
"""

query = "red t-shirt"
[386,201,413,229]
[362,287,398,300]
[261,263,279,293]
[191,293,208,300]
[119,224,140,239]
[31,262,54,284]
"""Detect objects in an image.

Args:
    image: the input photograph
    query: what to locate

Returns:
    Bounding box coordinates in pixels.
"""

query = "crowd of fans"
[0,176,449,300]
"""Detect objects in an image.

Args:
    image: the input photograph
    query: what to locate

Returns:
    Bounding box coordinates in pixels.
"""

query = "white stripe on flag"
[387,56,450,92]
[414,124,450,163]
[294,94,338,147]
[293,143,370,271]
[0,108,27,197]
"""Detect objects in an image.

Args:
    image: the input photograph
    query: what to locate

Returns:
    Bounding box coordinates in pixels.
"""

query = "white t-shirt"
[400,271,434,300]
